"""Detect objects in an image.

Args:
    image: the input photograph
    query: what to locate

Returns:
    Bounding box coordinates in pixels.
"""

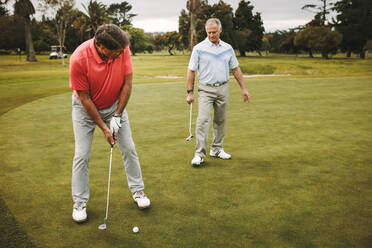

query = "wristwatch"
[114,113,121,117]
[187,89,193,94]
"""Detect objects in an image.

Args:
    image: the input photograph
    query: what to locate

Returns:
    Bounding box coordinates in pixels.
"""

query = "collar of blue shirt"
[206,38,222,47]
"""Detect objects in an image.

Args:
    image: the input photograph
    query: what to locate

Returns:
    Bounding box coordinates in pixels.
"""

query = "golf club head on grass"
[186,134,193,141]
[98,223,107,230]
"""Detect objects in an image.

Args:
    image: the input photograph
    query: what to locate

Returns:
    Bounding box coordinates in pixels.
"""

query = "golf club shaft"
[189,103,192,135]
[104,146,113,221]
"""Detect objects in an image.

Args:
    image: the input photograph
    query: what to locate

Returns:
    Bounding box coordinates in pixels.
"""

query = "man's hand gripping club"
[109,115,122,144]
[76,90,121,146]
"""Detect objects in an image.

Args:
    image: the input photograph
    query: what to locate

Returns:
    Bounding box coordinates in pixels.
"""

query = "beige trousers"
[195,83,229,158]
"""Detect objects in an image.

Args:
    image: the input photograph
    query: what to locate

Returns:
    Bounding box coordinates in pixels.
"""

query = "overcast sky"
[74,0,317,32]
[25,0,319,32]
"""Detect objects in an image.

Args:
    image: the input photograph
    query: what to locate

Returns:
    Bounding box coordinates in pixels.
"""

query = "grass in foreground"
[0,66,371,247]
[1,54,371,247]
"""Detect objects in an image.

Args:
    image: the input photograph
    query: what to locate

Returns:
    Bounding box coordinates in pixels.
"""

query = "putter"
[186,103,194,141]
[98,144,114,230]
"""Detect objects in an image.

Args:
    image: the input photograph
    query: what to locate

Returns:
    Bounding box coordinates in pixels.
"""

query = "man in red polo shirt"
[69,24,150,223]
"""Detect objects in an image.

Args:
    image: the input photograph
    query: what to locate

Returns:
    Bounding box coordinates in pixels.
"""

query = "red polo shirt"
[69,38,133,109]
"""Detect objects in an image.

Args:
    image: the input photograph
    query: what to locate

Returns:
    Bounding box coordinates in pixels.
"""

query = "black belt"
[204,81,228,87]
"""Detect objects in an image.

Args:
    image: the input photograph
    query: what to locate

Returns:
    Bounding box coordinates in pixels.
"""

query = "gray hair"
[205,18,222,30]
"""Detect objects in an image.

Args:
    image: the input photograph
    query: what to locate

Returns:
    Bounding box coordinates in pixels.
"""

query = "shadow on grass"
[0,195,37,248]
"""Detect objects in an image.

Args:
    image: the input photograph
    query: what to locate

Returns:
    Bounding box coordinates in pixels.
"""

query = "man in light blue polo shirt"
[186,18,250,166]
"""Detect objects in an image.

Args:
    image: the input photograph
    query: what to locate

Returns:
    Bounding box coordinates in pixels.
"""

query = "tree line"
[178,0,371,59]
[0,0,371,61]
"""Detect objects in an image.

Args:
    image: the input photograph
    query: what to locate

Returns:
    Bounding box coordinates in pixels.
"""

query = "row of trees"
[277,0,372,59]
[0,0,371,60]
[177,0,371,59]
[150,0,264,57]
[0,0,149,60]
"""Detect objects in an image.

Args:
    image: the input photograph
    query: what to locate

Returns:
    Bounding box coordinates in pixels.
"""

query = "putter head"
[186,135,193,141]
[98,224,107,230]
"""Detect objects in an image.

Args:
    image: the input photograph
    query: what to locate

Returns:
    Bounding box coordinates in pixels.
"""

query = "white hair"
[205,18,222,30]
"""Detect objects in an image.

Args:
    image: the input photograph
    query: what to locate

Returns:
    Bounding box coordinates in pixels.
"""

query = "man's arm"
[186,69,196,104]
[232,67,250,102]
[108,73,133,142]
[115,73,133,115]
[76,90,114,145]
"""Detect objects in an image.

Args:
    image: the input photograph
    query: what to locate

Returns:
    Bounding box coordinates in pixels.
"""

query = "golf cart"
[49,45,67,59]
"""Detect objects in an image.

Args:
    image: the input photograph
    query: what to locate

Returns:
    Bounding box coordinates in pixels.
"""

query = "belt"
[204,81,228,87]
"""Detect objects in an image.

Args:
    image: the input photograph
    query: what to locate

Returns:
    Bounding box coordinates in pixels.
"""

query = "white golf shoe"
[210,149,231,159]
[191,155,204,166]
[133,191,151,209]
[72,202,87,223]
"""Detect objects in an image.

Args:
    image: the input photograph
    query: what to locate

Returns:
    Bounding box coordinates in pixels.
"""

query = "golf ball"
[133,226,139,233]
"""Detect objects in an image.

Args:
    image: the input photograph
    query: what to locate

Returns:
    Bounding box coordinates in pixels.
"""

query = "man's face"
[96,44,124,60]
[206,23,221,45]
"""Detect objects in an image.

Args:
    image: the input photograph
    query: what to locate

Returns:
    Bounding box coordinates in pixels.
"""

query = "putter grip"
[111,131,114,148]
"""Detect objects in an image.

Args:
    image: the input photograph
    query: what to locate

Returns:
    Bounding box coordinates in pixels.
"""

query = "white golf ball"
[133,226,139,233]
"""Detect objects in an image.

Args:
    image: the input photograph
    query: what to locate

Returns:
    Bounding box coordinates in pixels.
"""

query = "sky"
[75,0,317,32]
[23,0,319,33]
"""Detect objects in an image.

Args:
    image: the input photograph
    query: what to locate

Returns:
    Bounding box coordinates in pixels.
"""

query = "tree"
[178,9,190,51]
[126,27,150,55]
[192,0,213,43]
[107,1,136,27]
[180,0,263,55]
[32,16,58,53]
[212,0,235,46]
[234,0,264,56]
[302,0,336,25]
[280,32,302,55]
[71,9,90,44]
[164,31,181,55]
[267,29,298,53]
[294,26,342,59]
[186,0,200,50]
[365,40,372,52]
[333,0,372,59]
[149,32,182,55]
[40,0,74,65]
[82,0,109,37]
[152,33,166,51]
[261,34,272,55]
[0,1,8,16]
[192,0,235,44]
[292,13,323,57]
[14,0,37,61]
[181,0,236,46]
[0,10,55,54]
[234,28,251,55]
[0,15,24,51]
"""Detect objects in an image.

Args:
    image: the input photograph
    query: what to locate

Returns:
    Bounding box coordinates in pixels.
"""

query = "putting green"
[0,77,371,247]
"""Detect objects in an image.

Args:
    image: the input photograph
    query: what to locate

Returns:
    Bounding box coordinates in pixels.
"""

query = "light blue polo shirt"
[188,38,239,84]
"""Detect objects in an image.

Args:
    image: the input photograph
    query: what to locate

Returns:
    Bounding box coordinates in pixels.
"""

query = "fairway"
[0,54,372,247]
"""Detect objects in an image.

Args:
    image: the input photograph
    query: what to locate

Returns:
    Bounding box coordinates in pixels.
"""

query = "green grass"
[0,54,371,248]
[0,56,70,115]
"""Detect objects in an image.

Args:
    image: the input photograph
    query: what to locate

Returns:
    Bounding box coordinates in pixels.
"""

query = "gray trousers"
[71,95,144,203]
[195,83,229,158]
